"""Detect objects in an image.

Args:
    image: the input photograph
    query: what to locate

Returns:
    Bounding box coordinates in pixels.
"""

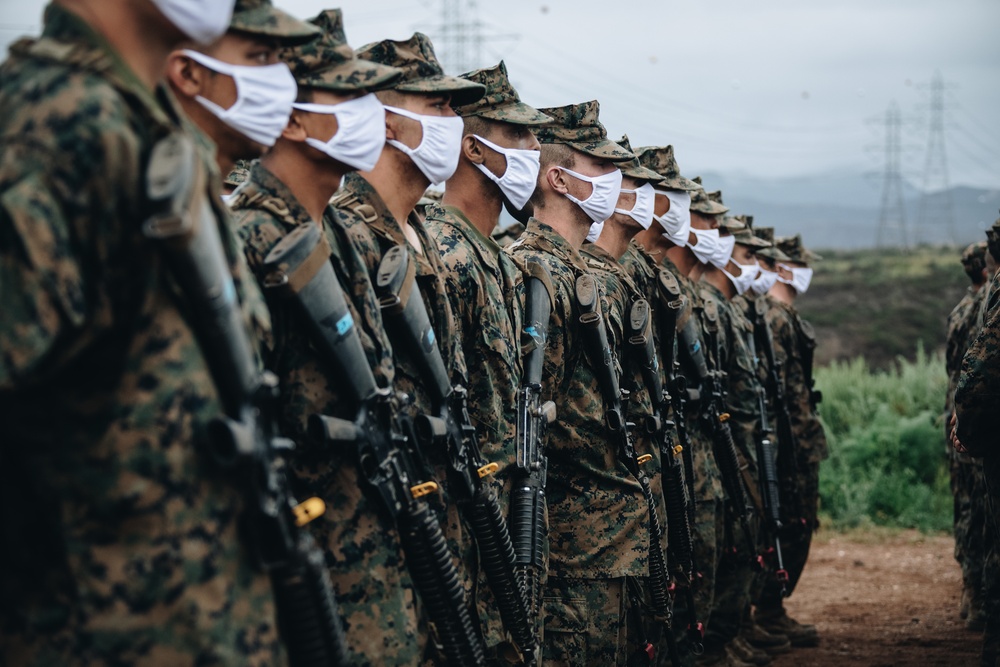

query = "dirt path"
[768,530,980,667]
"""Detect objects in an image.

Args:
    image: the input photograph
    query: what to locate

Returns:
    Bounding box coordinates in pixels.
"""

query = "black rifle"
[143,134,347,667]
[698,299,755,557]
[376,246,533,664]
[625,286,704,656]
[511,262,557,652]
[747,301,790,596]
[755,310,807,538]
[259,223,485,667]
[574,275,679,667]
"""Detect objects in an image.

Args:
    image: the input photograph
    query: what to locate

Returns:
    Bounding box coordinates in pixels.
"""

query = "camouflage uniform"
[0,4,287,664]
[956,244,1000,664]
[224,17,426,662]
[508,99,646,667]
[945,243,989,616]
[756,237,829,620]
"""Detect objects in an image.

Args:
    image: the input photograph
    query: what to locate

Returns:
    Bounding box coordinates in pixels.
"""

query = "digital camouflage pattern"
[634,145,702,192]
[756,295,829,610]
[453,60,551,125]
[229,0,320,43]
[0,6,280,664]
[533,100,635,161]
[755,226,792,263]
[689,178,728,216]
[229,162,424,666]
[945,281,988,618]
[776,234,823,264]
[614,135,666,184]
[956,268,1000,456]
[507,220,648,579]
[356,33,485,106]
[279,9,401,93]
[330,172,476,627]
[424,202,524,651]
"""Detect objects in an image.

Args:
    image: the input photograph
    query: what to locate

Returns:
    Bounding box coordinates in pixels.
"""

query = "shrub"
[817,343,951,532]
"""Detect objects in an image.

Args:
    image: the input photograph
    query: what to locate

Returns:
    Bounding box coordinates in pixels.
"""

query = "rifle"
[747,301,790,596]
[754,302,806,536]
[697,298,755,557]
[511,262,557,652]
[259,223,485,667]
[375,246,534,664]
[144,134,348,666]
[625,281,704,655]
[574,274,679,667]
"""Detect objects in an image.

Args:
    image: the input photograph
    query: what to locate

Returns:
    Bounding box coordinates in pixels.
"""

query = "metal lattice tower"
[876,101,909,249]
[435,0,482,74]
[915,71,955,245]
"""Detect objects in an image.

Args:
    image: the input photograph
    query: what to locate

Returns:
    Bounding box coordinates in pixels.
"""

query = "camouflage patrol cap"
[732,225,771,248]
[707,190,724,205]
[776,234,823,264]
[230,0,320,43]
[533,100,634,161]
[635,145,701,192]
[719,216,745,233]
[356,33,485,107]
[961,241,988,267]
[755,226,793,262]
[616,135,666,184]
[281,10,401,92]
[690,177,729,216]
[452,61,550,125]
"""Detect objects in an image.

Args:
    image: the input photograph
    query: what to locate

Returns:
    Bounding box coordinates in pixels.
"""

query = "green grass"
[817,343,951,532]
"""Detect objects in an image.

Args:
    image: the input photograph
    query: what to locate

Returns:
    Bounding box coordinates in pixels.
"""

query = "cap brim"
[301,58,403,92]
[563,138,635,162]
[805,249,823,261]
[473,102,553,125]
[737,236,771,249]
[659,174,702,192]
[621,163,666,184]
[231,7,321,44]
[396,75,486,107]
[758,247,792,262]
[691,200,729,215]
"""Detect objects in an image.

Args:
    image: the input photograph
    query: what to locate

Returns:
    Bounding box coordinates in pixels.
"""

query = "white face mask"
[723,260,760,296]
[653,189,692,246]
[292,94,387,172]
[472,134,540,211]
[586,220,605,243]
[558,166,623,224]
[385,106,464,185]
[689,227,720,265]
[614,182,655,230]
[183,50,297,147]
[778,265,814,294]
[709,233,736,270]
[751,268,779,295]
[152,0,235,45]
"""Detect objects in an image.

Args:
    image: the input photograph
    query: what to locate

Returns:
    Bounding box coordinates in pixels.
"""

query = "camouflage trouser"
[951,450,988,600]
[542,575,666,667]
[981,452,1000,667]
[706,511,760,647]
[756,459,820,610]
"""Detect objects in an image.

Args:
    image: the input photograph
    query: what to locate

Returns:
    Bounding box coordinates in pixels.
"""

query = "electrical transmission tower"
[915,70,955,245]
[434,0,482,74]
[876,101,910,249]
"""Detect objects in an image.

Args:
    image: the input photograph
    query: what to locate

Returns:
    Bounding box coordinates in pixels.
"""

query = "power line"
[914,71,955,244]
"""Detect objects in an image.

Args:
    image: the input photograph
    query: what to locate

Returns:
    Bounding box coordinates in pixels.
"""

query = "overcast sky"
[3,0,998,189]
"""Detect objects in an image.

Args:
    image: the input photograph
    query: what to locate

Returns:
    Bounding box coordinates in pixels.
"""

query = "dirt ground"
[768,529,981,667]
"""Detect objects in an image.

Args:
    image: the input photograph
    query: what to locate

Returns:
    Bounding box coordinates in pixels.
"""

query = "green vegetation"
[800,245,969,370]
[817,344,951,532]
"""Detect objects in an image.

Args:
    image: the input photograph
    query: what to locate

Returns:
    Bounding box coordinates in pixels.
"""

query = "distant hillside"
[702,170,999,249]
[797,245,971,369]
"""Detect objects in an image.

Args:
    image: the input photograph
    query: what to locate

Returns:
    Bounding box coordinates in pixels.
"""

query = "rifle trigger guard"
[292,497,326,527]
[410,481,439,498]
[477,462,500,478]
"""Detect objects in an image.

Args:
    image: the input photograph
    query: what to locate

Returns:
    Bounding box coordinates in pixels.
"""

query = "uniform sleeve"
[955,304,1000,456]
